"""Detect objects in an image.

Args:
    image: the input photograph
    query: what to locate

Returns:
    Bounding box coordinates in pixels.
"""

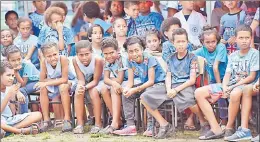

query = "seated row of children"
[1,22,259,141]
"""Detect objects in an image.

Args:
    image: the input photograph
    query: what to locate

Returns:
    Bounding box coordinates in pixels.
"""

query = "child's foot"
[89,126,102,134]
[73,125,84,134]
[225,127,252,141]
[62,120,73,132]
[223,128,235,140]
[86,116,95,126]
[113,126,137,136]
[155,123,174,139]
[21,123,40,135]
[143,125,153,137]
[99,125,116,134]
[199,130,224,140]
[40,121,54,132]
[199,122,210,136]
[251,135,259,142]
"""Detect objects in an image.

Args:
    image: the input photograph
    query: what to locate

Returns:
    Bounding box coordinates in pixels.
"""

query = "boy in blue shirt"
[124,1,140,36]
[29,0,47,37]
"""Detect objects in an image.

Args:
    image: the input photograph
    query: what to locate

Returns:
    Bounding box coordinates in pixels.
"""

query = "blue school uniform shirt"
[93,18,112,37]
[13,34,39,68]
[19,60,40,83]
[127,52,166,84]
[193,43,228,83]
[71,19,86,37]
[162,41,193,62]
[226,48,259,86]
[136,12,164,37]
[167,51,199,84]
[220,10,246,53]
[37,26,74,56]
[104,55,128,81]
[29,11,44,37]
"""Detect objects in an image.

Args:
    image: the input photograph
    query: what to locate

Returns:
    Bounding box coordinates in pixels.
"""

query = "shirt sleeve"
[64,28,74,45]
[147,56,158,69]
[250,51,260,72]
[215,43,228,63]
[192,48,203,57]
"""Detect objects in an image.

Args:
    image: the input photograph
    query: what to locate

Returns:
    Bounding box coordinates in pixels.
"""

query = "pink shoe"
[143,129,152,137]
[113,126,137,136]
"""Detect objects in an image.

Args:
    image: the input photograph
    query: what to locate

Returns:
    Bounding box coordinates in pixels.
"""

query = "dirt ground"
[1,126,253,142]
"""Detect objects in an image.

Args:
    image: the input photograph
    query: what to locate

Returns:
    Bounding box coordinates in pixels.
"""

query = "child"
[34,42,74,132]
[83,1,112,37]
[161,17,193,64]
[1,29,14,59]
[220,0,246,54]
[112,17,128,56]
[195,25,259,140]
[211,2,229,32]
[250,7,259,48]
[13,17,39,69]
[142,28,209,139]
[112,36,167,137]
[194,26,228,128]
[72,40,104,134]
[105,1,125,23]
[0,60,42,136]
[137,1,164,37]
[174,1,206,49]
[5,10,19,38]
[87,25,104,57]
[37,6,73,57]
[123,1,140,36]
[29,0,47,37]
[6,45,40,113]
[99,37,128,134]
[144,30,162,54]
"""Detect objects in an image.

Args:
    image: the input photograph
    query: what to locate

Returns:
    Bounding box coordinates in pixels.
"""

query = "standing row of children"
[1,0,259,141]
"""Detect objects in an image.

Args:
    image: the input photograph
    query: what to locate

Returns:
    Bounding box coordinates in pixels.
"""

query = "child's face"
[33,1,47,11]
[77,48,92,66]
[165,24,180,41]
[43,46,59,67]
[146,34,161,51]
[223,0,238,9]
[180,1,194,11]
[113,19,127,37]
[91,27,103,43]
[124,4,139,19]
[5,13,18,29]
[103,47,118,64]
[8,52,22,70]
[110,1,124,17]
[236,31,251,50]
[139,2,151,14]
[127,43,143,63]
[49,13,63,30]
[203,33,218,52]
[1,68,14,87]
[18,21,31,38]
[173,34,188,53]
[1,30,13,47]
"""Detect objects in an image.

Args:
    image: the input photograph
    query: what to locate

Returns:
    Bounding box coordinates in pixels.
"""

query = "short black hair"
[101,37,118,51]
[172,28,188,42]
[5,10,18,21]
[40,42,59,55]
[199,25,221,44]
[123,36,145,51]
[83,1,100,19]
[105,1,125,17]
[75,40,92,53]
[0,60,13,76]
[87,24,104,42]
[5,45,21,60]
[161,17,181,39]
[235,24,252,37]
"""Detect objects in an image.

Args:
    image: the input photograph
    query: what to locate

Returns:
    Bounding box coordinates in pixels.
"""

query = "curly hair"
[5,45,21,60]
[123,36,145,51]
[101,37,118,51]
[83,1,100,19]
[50,2,68,16]
[40,42,59,55]
[199,25,221,44]
[160,17,181,39]
[87,24,104,42]
[75,40,92,53]
[0,60,13,76]
[105,1,125,17]
[44,7,64,26]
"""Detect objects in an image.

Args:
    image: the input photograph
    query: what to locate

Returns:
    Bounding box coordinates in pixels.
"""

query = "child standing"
[0,60,42,136]
[112,18,128,56]
[99,37,128,134]
[72,40,104,134]
[174,1,206,49]
[195,25,259,140]
[220,0,246,54]
[34,42,74,132]
[123,1,140,36]
[13,17,39,69]
[6,45,40,113]
[29,0,47,37]
[5,11,19,38]
[87,25,104,57]
[113,36,167,137]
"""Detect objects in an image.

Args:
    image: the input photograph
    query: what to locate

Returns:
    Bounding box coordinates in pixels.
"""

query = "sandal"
[62,120,73,132]
[73,125,84,134]
[54,120,63,128]
[39,120,54,133]
[21,123,40,135]
[184,124,196,131]
[199,130,224,140]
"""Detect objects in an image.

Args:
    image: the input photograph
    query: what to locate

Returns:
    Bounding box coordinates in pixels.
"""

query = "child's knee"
[31,111,42,120]
[230,90,242,103]
[242,84,253,96]
[100,85,109,95]
[40,87,48,93]
[59,84,69,94]
[194,87,204,99]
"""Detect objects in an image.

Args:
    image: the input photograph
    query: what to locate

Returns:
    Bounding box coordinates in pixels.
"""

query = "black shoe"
[155,123,174,139]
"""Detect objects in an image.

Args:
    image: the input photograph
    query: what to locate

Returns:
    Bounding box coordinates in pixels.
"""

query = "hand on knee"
[59,84,69,94]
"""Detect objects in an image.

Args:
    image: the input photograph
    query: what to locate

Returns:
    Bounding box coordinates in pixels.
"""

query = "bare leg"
[74,88,85,126]
[189,104,207,125]
[40,87,50,121]
[101,85,113,115]
[89,88,102,127]
[110,88,122,129]
[52,96,63,120]
[13,112,42,128]
[59,84,71,121]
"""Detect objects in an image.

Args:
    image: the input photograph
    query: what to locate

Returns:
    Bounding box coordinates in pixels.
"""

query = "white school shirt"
[174,10,206,46]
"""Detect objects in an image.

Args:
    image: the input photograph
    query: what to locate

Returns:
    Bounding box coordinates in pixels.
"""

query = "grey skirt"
[172,83,196,112]
[141,83,168,110]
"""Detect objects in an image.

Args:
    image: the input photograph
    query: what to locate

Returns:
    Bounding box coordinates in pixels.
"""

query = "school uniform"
[29,11,44,37]
[174,10,206,47]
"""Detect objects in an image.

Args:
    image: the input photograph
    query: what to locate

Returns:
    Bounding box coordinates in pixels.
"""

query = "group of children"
[1,0,259,141]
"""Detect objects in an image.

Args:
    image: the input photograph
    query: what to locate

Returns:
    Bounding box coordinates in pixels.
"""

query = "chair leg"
[141,104,146,131]
[136,98,141,131]
[171,102,175,135]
